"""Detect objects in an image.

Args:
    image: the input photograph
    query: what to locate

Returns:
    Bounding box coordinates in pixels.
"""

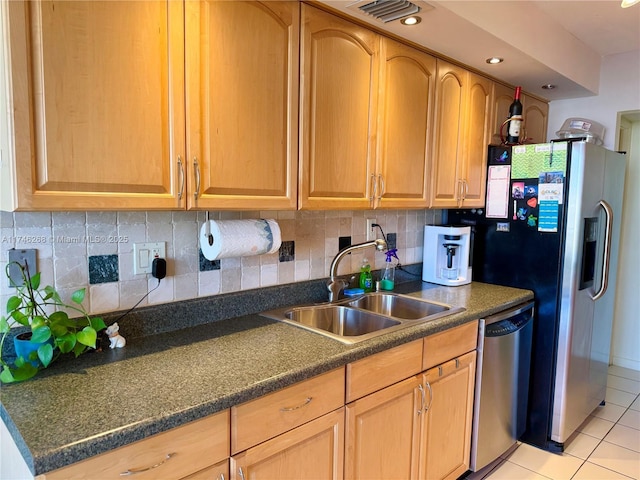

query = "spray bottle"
[380,249,399,291]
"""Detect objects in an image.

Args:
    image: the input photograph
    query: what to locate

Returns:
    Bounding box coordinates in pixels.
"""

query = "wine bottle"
[506,86,523,144]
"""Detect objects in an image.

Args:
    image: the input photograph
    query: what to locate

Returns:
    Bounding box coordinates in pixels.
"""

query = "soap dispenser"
[359,258,373,292]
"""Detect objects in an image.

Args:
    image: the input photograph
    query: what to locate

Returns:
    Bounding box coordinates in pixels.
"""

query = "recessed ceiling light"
[621,0,640,8]
[400,16,421,25]
[486,57,504,65]
[541,84,556,90]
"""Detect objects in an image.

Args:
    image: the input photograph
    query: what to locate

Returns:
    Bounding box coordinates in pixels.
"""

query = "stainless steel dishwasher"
[470,301,534,472]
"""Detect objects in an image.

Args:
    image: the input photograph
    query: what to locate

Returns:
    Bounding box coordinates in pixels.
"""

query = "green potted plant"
[0,261,106,383]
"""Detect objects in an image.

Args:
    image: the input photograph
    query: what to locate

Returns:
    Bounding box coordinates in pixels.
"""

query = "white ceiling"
[317,0,640,101]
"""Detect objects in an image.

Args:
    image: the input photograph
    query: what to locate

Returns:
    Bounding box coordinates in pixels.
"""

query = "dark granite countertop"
[0,279,533,476]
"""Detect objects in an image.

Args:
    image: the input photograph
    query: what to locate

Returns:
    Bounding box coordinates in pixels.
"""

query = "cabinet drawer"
[42,410,230,480]
[346,339,423,402]
[423,320,478,370]
[231,368,345,454]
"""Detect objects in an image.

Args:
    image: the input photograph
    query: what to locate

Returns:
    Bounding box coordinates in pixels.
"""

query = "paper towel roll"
[200,219,282,260]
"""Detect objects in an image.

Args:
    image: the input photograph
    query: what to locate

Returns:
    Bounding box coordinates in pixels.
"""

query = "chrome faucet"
[327,238,387,302]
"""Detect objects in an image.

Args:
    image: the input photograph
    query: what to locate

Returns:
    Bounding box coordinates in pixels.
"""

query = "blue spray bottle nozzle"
[385,248,399,262]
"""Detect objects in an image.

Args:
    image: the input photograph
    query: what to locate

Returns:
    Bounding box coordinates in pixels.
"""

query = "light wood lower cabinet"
[345,321,478,480]
[40,410,230,480]
[345,376,422,479]
[421,351,476,480]
[181,459,229,480]
[231,408,344,480]
[36,325,478,480]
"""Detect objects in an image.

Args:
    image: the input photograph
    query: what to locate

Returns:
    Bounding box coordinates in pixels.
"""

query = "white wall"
[547,50,640,371]
[547,51,640,149]
[611,120,640,370]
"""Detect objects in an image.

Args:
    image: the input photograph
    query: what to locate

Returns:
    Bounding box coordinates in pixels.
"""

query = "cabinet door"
[522,94,549,144]
[185,1,299,210]
[429,60,466,208]
[491,83,549,145]
[345,376,422,480]
[460,72,492,207]
[299,4,379,210]
[490,82,515,145]
[6,0,185,211]
[182,459,229,480]
[376,38,435,209]
[420,352,476,480]
[231,408,344,480]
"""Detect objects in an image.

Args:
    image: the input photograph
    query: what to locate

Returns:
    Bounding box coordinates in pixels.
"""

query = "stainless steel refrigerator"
[447,139,626,452]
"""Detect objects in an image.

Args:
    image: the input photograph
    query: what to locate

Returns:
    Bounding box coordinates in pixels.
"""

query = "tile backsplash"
[0,209,441,316]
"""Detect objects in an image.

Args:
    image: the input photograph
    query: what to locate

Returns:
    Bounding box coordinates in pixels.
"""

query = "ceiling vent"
[352,0,422,23]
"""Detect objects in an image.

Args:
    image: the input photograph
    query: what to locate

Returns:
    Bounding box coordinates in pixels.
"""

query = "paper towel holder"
[205,212,214,246]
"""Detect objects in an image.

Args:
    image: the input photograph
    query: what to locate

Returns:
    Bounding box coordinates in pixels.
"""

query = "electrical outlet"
[133,242,166,275]
[366,218,377,241]
[7,249,37,286]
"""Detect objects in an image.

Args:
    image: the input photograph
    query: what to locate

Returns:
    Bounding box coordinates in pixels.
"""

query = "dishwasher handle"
[482,301,534,337]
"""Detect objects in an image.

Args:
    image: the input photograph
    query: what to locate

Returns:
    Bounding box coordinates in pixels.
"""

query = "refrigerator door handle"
[592,200,613,301]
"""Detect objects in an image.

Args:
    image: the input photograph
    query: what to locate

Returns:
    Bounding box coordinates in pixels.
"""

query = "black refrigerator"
[446,139,626,451]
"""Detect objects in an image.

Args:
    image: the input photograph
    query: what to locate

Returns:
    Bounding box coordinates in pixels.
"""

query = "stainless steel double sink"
[260,292,464,344]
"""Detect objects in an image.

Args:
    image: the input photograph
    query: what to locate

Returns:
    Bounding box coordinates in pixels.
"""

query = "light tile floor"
[481,365,640,480]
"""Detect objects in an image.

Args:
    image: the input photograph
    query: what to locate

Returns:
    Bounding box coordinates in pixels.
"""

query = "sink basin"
[260,292,464,344]
[347,293,450,319]
[286,305,400,337]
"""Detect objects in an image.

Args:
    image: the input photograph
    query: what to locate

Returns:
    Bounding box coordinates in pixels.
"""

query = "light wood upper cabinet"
[461,72,492,206]
[430,60,491,209]
[376,38,435,209]
[521,93,549,144]
[299,7,436,211]
[491,82,549,145]
[4,0,185,211]
[299,4,379,210]
[185,1,299,210]
[3,0,298,211]
[490,82,516,145]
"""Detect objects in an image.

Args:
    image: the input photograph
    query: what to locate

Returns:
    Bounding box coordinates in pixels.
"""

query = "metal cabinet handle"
[120,453,176,476]
[463,179,469,199]
[424,381,433,412]
[592,200,613,301]
[377,174,385,201]
[369,173,377,204]
[193,157,201,202]
[238,467,246,480]
[177,156,185,200]
[218,474,225,480]
[280,397,313,412]
[417,383,426,415]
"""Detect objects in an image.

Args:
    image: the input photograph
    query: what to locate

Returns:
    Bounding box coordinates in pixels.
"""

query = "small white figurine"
[106,322,126,349]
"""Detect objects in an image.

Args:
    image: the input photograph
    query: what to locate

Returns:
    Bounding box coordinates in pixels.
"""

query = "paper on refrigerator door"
[486,165,511,218]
